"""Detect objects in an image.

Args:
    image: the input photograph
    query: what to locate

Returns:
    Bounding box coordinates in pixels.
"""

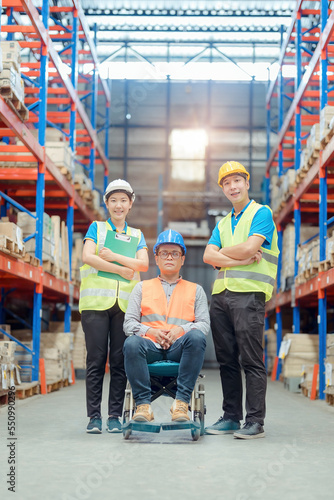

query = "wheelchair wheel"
[122,382,133,440]
[191,383,205,441]
[198,383,205,436]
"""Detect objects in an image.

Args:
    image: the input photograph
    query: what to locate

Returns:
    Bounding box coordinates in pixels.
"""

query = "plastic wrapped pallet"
[0,341,21,389]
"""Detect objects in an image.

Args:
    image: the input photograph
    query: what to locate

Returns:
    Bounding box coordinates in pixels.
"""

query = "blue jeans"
[123,330,206,405]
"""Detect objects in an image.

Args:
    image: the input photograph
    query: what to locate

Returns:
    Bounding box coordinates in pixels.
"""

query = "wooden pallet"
[15,382,39,399]
[0,85,29,122]
[59,268,69,281]
[325,393,334,406]
[0,389,9,406]
[46,378,69,393]
[22,253,40,267]
[58,165,72,181]
[321,127,334,149]
[0,235,25,259]
[43,260,56,275]
[319,259,332,273]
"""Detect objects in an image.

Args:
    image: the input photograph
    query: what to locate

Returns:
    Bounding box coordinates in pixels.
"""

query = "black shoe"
[205,417,240,435]
[234,422,265,440]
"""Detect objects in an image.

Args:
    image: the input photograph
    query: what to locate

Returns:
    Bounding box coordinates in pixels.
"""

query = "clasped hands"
[147,326,184,349]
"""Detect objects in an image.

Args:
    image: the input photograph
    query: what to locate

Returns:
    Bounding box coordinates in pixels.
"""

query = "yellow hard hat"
[218,161,250,186]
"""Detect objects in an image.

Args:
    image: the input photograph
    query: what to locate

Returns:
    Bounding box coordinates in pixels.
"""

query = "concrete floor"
[0,370,334,500]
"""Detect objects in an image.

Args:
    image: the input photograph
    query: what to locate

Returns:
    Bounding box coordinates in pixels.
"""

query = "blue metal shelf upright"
[0,0,110,383]
[266,0,334,398]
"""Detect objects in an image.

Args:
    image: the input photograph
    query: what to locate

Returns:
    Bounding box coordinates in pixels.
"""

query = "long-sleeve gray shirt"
[123,277,210,346]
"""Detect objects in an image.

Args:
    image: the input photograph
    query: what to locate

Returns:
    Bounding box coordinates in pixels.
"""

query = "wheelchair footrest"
[122,421,162,433]
[161,421,200,431]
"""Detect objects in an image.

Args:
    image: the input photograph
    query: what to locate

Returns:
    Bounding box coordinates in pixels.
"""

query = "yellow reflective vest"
[212,202,279,302]
[79,221,141,313]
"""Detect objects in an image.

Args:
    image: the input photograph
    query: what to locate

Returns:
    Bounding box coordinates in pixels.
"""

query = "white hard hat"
[104,179,135,203]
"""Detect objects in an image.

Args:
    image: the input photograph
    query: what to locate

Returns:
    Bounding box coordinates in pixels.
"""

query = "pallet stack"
[0,340,21,390]
[0,41,28,121]
[71,322,87,371]
[282,333,334,398]
[325,341,334,406]
[265,328,277,375]
[39,332,73,386]
[280,224,319,292]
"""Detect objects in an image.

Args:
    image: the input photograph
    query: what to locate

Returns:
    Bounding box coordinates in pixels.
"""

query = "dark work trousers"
[81,303,126,418]
[210,290,267,425]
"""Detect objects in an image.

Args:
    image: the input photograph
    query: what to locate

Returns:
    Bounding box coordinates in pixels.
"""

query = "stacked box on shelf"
[0,324,11,340]
[72,237,83,283]
[49,321,86,370]
[17,211,54,263]
[0,219,24,255]
[305,123,320,166]
[320,105,334,146]
[39,332,73,384]
[0,41,23,100]
[0,340,21,389]
[71,322,87,370]
[282,333,334,381]
[265,328,277,374]
[325,341,334,392]
[14,342,33,383]
[1,41,21,73]
[270,170,296,215]
[280,224,319,291]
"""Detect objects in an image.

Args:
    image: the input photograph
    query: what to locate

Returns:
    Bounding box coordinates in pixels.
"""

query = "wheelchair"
[122,361,206,441]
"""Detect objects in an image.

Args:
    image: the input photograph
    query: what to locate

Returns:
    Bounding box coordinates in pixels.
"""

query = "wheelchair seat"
[147,360,180,377]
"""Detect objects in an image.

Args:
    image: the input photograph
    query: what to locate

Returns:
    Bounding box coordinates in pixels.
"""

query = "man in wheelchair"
[123,230,209,423]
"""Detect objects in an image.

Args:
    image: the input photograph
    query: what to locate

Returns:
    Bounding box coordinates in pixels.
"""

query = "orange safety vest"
[141,278,197,342]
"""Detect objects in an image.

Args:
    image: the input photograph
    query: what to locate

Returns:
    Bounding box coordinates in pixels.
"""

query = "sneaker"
[170,399,190,422]
[234,422,265,440]
[132,404,154,422]
[205,417,240,435]
[106,417,122,433]
[86,417,102,434]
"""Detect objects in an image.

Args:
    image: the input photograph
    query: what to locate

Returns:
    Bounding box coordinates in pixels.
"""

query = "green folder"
[97,231,139,282]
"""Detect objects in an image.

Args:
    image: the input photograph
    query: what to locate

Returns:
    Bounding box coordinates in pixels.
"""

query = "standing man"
[203,161,278,439]
[123,230,209,422]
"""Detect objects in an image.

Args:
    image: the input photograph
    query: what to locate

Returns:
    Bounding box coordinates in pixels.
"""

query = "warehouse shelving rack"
[265,0,334,398]
[0,0,110,382]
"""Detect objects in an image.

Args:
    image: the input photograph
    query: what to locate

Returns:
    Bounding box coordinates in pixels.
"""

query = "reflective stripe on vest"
[79,221,141,313]
[141,278,196,342]
[212,201,279,302]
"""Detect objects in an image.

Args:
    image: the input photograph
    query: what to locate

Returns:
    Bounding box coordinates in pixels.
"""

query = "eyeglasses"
[157,251,182,259]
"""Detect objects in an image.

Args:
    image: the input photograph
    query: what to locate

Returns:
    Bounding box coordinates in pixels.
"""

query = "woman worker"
[79,179,149,434]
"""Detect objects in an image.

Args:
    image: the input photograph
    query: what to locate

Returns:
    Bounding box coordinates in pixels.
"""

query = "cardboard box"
[0,221,23,249]
[1,41,21,72]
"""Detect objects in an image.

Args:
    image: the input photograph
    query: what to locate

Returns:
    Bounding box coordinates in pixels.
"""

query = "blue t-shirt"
[208,200,275,250]
[84,219,147,251]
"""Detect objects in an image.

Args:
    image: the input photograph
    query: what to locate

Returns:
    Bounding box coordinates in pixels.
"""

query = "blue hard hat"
[153,230,187,255]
